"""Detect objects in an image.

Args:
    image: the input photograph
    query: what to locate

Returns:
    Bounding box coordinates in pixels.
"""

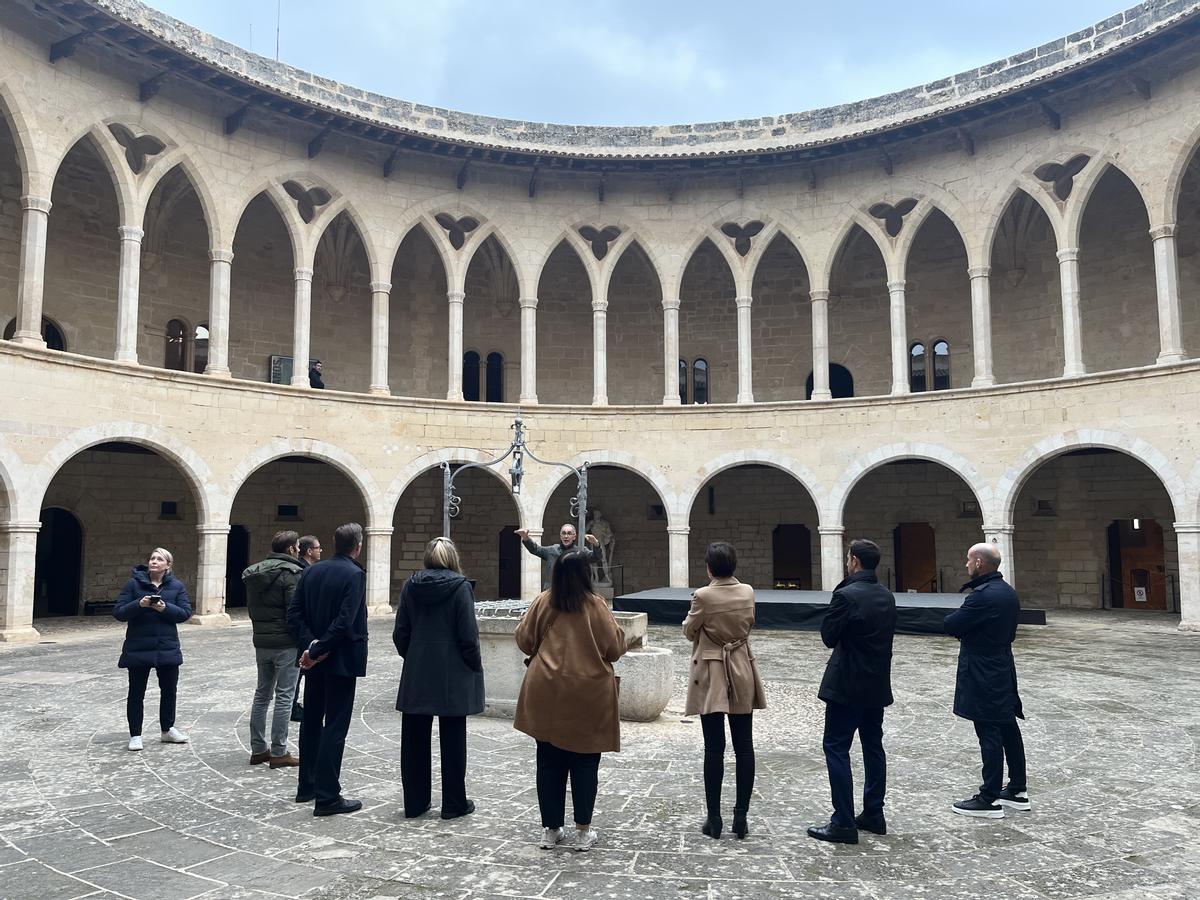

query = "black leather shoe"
[440,799,475,820]
[807,823,859,844]
[855,812,887,835]
[295,790,315,803]
[701,813,723,839]
[731,812,749,839]
[314,797,362,817]
[405,802,431,819]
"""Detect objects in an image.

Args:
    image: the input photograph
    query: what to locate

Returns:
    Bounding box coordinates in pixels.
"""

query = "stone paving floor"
[0,609,1198,899]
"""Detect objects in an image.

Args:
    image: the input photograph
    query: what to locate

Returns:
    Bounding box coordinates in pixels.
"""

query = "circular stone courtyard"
[0,613,1197,899]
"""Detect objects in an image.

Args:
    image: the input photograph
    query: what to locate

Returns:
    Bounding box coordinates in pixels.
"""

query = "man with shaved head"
[944,542,1027,820]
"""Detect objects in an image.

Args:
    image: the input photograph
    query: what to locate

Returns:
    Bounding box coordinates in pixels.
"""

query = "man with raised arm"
[515,523,599,590]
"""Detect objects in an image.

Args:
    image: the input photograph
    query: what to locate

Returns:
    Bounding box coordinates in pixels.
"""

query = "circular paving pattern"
[0,610,1197,899]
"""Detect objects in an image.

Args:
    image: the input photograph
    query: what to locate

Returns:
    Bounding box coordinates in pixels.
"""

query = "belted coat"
[682,577,767,716]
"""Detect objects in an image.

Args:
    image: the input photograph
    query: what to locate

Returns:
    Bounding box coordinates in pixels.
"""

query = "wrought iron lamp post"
[441,415,589,542]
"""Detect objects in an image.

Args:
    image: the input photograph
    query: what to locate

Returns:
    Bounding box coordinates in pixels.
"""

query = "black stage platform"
[614,588,1047,635]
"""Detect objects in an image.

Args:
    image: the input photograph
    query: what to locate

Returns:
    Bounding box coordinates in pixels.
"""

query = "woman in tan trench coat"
[515,550,626,852]
[683,541,767,840]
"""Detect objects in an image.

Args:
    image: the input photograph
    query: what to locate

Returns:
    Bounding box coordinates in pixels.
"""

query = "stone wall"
[535,242,593,405]
[829,227,892,397]
[751,235,812,401]
[229,195,296,382]
[389,227,448,399]
[606,243,664,405]
[679,239,737,404]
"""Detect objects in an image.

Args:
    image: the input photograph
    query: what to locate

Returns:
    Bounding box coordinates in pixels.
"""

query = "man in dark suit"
[945,542,1027,819]
[286,522,368,817]
[808,539,897,845]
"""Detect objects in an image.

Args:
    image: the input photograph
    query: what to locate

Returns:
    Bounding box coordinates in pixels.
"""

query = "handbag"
[523,609,559,667]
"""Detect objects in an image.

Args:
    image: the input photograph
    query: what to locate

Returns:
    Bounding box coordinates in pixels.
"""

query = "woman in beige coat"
[515,550,626,852]
[683,541,767,839]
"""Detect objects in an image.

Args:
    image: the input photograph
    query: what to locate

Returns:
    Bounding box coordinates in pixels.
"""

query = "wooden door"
[772,524,812,589]
[498,525,521,599]
[894,522,937,592]
[1109,519,1166,610]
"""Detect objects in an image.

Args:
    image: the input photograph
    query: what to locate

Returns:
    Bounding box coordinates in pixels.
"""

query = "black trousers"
[126,665,179,736]
[400,713,468,816]
[699,712,755,817]
[822,701,886,829]
[975,720,1027,800]
[535,741,601,829]
[297,672,357,805]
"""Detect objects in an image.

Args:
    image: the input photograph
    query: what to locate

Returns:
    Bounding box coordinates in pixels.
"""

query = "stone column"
[1174,523,1200,631]
[114,225,145,364]
[521,528,544,598]
[13,196,52,347]
[968,266,996,387]
[1056,248,1086,377]
[205,249,234,377]
[662,298,682,405]
[289,267,314,387]
[447,290,465,401]
[0,522,41,643]
[735,295,754,404]
[369,281,391,395]
[189,525,232,626]
[810,289,832,400]
[819,525,845,591]
[592,298,608,406]
[1150,225,1185,364]
[667,526,690,588]
[365,526,394,615]
[888,280,910,395]
[983,524,1016,589]
[519,296,538,404]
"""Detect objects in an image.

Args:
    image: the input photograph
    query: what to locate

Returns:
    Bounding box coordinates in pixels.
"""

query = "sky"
[145,1,1132,126]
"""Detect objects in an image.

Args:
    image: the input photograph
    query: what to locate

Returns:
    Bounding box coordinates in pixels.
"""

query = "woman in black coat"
[393,537,484,820]
[113,548,193,751]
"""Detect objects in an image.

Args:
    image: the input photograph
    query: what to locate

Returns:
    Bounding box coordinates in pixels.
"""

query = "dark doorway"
[34,508,82,616]
[772,524,812,589]
[806,364,854,399]
[4,316,66,350]
[225,524,251,607]
[894,522,937,592]
[498,525,521,598]
[1106,519,1167,610]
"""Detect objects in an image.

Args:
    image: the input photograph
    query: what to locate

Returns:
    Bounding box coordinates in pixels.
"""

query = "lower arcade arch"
[1012,449,1179,611]
[842,459,985,592]
[541,465,668,595]
[687,464,822,590]
[391,465,520,601]
[228,456,369,606]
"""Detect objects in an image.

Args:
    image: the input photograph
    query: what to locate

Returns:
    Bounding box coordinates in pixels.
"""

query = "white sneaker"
[540,827,564,849]
[127,735,143,751]
[160,727,189,744]
[575,827,598,852]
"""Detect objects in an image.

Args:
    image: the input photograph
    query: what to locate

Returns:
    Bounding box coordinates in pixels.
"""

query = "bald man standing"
[944,543,1028,819]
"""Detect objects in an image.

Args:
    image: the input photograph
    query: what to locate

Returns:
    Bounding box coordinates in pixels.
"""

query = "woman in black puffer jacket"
[113,548,193,751]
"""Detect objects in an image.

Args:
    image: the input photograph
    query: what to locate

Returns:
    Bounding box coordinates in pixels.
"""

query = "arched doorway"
[3,316,66,350]
[806,364,853,399]
[34,508,82,617]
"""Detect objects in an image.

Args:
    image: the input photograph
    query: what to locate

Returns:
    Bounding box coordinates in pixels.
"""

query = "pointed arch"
[814,208,894,291]
[1063,157,1153,250]
[0,81,41,196]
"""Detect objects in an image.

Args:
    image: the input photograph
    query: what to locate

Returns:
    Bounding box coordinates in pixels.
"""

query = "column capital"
[735,295,753,309]
[365,526,394,537]
[591,299,609,312]
[818,525,845,537]
[1149,224,1177,241]
[982,524,1015,536]
[809,289,830,303]
[370,281,392,294]
[196,524,231,536]
[208,248,234,264]
[666,526,690,536]
[118,225,144,242]
[519,296,539,310]
[0,521,41,535]
[447,290,466,304]
[1056,247,1080,263]
[662,297,681,311]
[967,265,991,279]
[1172,522,1200,534]
[887,279,906,293]
[19,195,52,214]
[293,267,314,282]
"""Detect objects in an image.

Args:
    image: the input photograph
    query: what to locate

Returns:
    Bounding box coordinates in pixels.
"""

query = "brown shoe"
[269,753,301,768]
[249,751,271,765]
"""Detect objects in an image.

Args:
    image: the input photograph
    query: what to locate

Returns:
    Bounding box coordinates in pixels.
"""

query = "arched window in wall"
[4,316,66,350]
[678,358,688,404]
[193,324,209,374]
[932,340,951,390]
[909,342,927,393]
[485,352,504,402]
[463,351,481,401]
[164,319,187,371]
[693,358,709,404]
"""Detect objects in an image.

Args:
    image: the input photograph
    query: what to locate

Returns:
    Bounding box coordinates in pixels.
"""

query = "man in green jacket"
[243,530,305,767]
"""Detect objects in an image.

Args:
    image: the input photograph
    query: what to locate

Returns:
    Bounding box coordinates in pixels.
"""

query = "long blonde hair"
[424,537,462,573]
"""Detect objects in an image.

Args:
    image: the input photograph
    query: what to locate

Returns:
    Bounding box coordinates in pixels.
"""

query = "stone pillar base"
[367,386,390,396]
[971,375,996,388]
[1157,352,1185,366]
[367,604,394,618]
[204,367,233,379]
[1178,621,1200,634]
[0,626,41,643]
[186,613,232,627]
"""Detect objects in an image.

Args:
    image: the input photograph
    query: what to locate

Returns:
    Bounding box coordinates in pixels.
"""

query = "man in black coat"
[286,523,368,816]
[515,523,599,590]
[808,539,897,845]
[945,542,1027,819]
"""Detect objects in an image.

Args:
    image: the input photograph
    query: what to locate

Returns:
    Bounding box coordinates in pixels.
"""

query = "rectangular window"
[277,504,301,520]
